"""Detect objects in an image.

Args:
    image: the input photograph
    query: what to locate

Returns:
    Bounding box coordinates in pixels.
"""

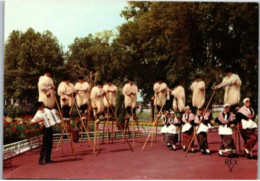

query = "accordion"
[43,108,61,128]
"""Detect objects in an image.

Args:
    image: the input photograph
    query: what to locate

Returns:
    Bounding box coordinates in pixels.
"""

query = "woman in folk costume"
[181,106,195,152]
[190,75,205,109]
[214,104,236,157]
[38,69,56,109]
[193,107,213,154]
[160,111,170,142]
[171,81,185,113]
[74,76,90,116]
[103,79,117,116]
[122,78,138,118]
[57,76,75,118]
[90,81,105,121]
[214,67,242,112]
[153,77,169,113]
[234,98,257,159]
[166,111,181,150]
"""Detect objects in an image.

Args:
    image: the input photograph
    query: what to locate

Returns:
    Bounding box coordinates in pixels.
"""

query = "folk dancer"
[103,79,117,117]
[74,76,90,117]
[181,106,195,152]
[214,104,236,157]
[160,110,169,142]
[193,107,213,154]
[165,111,181,150]
[30,102,53,165]
[122,78,138,119]
[57,76,75,120]
[235,98,257,159]
[214,67,242,112]
[38,69,56,109]
[171,81,185,114]
[153,77,169,113]
[90,81,105,122]
[190,75,205,109]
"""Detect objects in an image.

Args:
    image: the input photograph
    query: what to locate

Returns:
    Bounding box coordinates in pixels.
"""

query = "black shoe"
[228,153,238,158]
[247,154,253,159]
[39,160,45,165]
[45,160,55,163]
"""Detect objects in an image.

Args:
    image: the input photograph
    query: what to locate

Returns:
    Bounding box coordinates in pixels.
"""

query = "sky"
[4,0,128,51]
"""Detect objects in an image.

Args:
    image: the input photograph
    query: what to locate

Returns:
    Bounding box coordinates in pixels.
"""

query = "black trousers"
[105,106,115,116]
[80,104,88,116]
[39,127,53,162]
[62,105,71,118]
[126,106,136,115]
[196,132,209,150]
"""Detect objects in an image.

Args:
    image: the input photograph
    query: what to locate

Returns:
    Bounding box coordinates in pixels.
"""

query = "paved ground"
[3,132,258,179]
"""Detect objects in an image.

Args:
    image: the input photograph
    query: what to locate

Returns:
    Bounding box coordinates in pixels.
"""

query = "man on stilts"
[58,76,75,120]
[190,75,205,111]
[103,79,117,118]
[74,76,90,118]
[38,69,56,109]
[122,77,138,128]
[214,67,242,113]
[153,76,168,114]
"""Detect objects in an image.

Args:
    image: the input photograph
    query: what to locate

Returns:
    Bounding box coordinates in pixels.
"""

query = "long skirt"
[183,129,194,147]
[166,133,178,145]
[239,123,257,151]
[196,132,208,150]
[220,135,236,150]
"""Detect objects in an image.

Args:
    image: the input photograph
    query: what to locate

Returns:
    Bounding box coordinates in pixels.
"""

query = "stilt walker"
[122,78,139,144]
[102,79,117,144]
[152,77,169,143]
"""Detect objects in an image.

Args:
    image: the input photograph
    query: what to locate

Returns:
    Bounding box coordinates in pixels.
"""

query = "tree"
[118,2,258,109]
[4,28,65,104]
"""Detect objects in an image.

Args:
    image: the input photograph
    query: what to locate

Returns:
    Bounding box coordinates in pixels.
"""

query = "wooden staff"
[236,123,242,155]
[104,94,133,152]
[74,100,94,152]
[54,96,76,159]
[142,98,167,151]
[184,90,216,157]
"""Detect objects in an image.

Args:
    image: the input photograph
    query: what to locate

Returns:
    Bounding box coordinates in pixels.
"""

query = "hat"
[243,98,250,104]
[78,76,84,80]
[35,101,44,108]
[225,67,232,73]
[128,77,134,81]
[184,106,190,111]
[107,79,112,83]
[44,69,52,74]
[195,75,201,79]
[198,106,204,110]
[170,111,175,114]
[96,80,103,86]
[164,111,169,113]
[224,104,230,108]
[63,75,70,81]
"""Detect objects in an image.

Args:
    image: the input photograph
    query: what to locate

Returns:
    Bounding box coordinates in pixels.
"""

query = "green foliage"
[115,89,126,129]
[4,105,27,118]
[4,3,258,115]
[118,2,258,110]
[4,28,65,104]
